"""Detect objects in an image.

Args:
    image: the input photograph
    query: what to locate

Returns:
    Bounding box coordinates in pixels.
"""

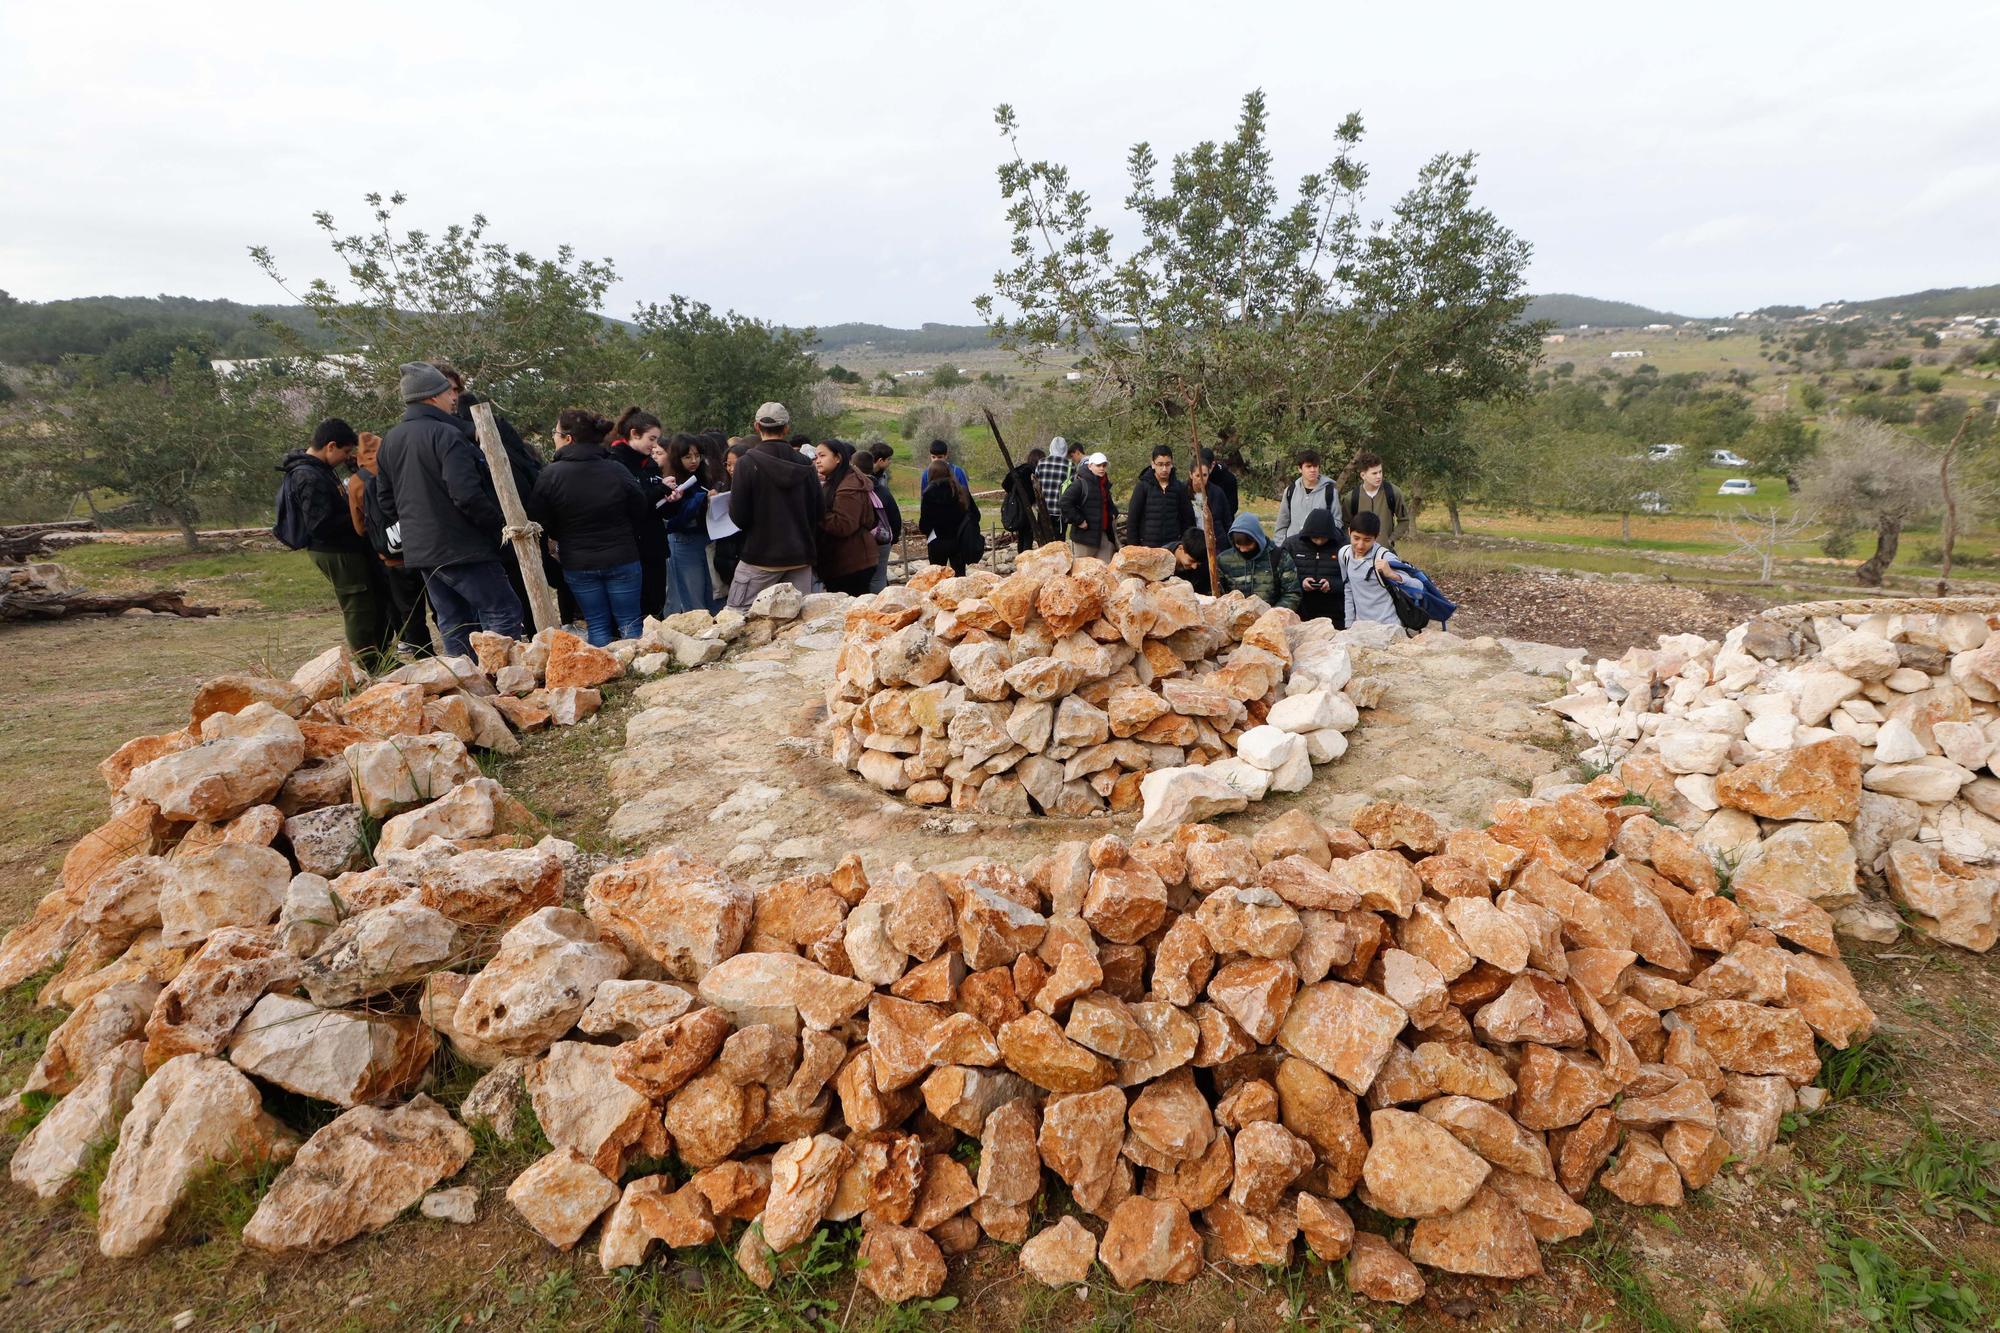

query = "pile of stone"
[825,543,1364,822]
[1547,608,2000,952]
[2,651,1874,1305]
[628,582,850,674]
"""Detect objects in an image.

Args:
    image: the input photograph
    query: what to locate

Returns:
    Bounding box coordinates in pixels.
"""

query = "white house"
[1610,349,1644,360]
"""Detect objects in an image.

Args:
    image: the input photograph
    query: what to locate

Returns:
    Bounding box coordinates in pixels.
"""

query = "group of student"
[280,362,1447,662]
[996,438,1444,631]
[278,369,935,660]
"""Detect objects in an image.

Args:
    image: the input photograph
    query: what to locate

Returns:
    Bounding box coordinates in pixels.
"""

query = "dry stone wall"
[0,616,1875,1309]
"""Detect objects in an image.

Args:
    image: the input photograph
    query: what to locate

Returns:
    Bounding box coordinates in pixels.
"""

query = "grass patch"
[1816,1034,1900,1104]
[1571,1231,1685,1332]
[169,1155,284,1245]
[1817,1234,1989,1331]
[1857,1116,2000,1226]
[58,540,330,614]
[0,970,65,1098]
[71,1133,118,1218]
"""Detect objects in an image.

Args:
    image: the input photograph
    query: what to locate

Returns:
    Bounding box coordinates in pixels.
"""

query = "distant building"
[1609,349,1644,360]
[1542,333,1567,344]
[1644,323,1673,331]
[1064,371,1084,381]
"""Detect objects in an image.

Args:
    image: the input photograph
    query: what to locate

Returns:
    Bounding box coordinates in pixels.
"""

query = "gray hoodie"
[1274,473,1339,544]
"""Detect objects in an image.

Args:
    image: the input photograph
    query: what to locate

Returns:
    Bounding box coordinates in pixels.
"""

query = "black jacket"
[281,452,369,554]
[1200,462,1232,528]
[1060,468,1119,546]
[457,396,542,502]
[918,478,980,552]
[607,442,670,562]
[1284,508,1346,625]
[729,438,823,570]
[1126,471,1196,550]
[529,442,651,571]
[376,404,505,568]
[1209,462,1240,533]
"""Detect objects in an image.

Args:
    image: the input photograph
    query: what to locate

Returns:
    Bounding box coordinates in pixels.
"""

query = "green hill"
[0,292,332,366]
[809,322,996,354]
[1839,284,2000,319]
[1524,293,1694,328]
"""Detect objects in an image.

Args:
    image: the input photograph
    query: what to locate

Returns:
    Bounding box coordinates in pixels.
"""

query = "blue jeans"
[566,561,644,646]
[420,561,523,659]
[666,531,717,615]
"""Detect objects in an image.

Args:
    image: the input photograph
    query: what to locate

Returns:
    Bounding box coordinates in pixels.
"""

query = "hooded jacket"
[1284,507,1345,624]
[1214,512,1300,611]
[1126,469,1196,551]
[376,403,505,569]
[1274,472,1343,545]
[528,440,651,571]
[729,437,824,570]
[280,451,370,554]
[1034,449,1074,518]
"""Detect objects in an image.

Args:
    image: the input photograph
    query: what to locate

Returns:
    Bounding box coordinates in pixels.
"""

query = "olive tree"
[976,90,1543,498]
[1801,418,1938,586]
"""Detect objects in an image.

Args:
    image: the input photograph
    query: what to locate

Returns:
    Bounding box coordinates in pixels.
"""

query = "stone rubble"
[1548,608,2000,952]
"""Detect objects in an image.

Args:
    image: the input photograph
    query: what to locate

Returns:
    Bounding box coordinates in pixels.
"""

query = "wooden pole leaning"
[468,402,561,637]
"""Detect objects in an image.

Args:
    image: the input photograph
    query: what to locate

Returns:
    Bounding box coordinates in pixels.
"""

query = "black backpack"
[272,474,312,550]
[1381,569,1429,632]
[1000,473,1028,532]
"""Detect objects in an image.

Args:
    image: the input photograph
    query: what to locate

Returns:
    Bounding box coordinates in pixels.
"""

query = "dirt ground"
[2,570,1997,1331]
[1441,568,1777,660]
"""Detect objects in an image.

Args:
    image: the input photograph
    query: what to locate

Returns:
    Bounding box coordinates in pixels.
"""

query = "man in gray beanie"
[376,361,523,656]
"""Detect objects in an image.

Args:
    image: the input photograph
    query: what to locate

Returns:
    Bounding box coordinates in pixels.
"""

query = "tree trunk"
[1620,510,1631,543]
[1446,497,1463,537]
[174,508,202,552]
[1855,516,1901,587]
[1936,415,1970,595]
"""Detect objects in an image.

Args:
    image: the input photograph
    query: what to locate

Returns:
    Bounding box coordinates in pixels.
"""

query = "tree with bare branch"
[1714,502,1819,584]
[1800,418,1939,587]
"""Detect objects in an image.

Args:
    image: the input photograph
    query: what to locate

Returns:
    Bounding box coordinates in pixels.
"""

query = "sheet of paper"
[706,493,739,540]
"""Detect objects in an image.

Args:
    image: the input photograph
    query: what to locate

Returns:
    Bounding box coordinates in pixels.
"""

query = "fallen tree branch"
[0,587,219,621]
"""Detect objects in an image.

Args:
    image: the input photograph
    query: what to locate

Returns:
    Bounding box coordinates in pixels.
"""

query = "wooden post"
[1185,394,1222,596]
[469,402,561,636]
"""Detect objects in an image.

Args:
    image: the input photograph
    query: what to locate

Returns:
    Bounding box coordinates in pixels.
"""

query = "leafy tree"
[23,350,294,549]
[975,90,1541,497]
[99,327,216,381]
[1739,411,1817,485]
[823,364,864,385]
[626,297,824,437]
[250,192,622,431]
[1801,418,1938,586]
[930,363,968,388]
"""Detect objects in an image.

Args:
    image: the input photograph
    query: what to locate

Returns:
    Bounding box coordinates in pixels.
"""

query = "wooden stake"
[468,402,561,636]
[1185,392,1222,595]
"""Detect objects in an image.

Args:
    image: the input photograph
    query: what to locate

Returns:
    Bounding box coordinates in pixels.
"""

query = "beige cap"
[754,401,790,427]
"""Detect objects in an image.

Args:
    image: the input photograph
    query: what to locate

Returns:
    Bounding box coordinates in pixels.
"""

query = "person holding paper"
[659,433,720,614]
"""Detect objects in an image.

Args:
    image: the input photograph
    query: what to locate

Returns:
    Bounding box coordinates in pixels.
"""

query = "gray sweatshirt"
[1273,475,1338,544]
[1339,545,1406,627]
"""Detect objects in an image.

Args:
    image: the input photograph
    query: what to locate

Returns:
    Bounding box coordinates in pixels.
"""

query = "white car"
[1711,450,1749,467]
[1718,478,1757,496]
[1647,443,1683,460]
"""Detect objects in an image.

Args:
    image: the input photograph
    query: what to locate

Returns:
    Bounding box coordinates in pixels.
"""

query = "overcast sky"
[3,1,1995,326]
